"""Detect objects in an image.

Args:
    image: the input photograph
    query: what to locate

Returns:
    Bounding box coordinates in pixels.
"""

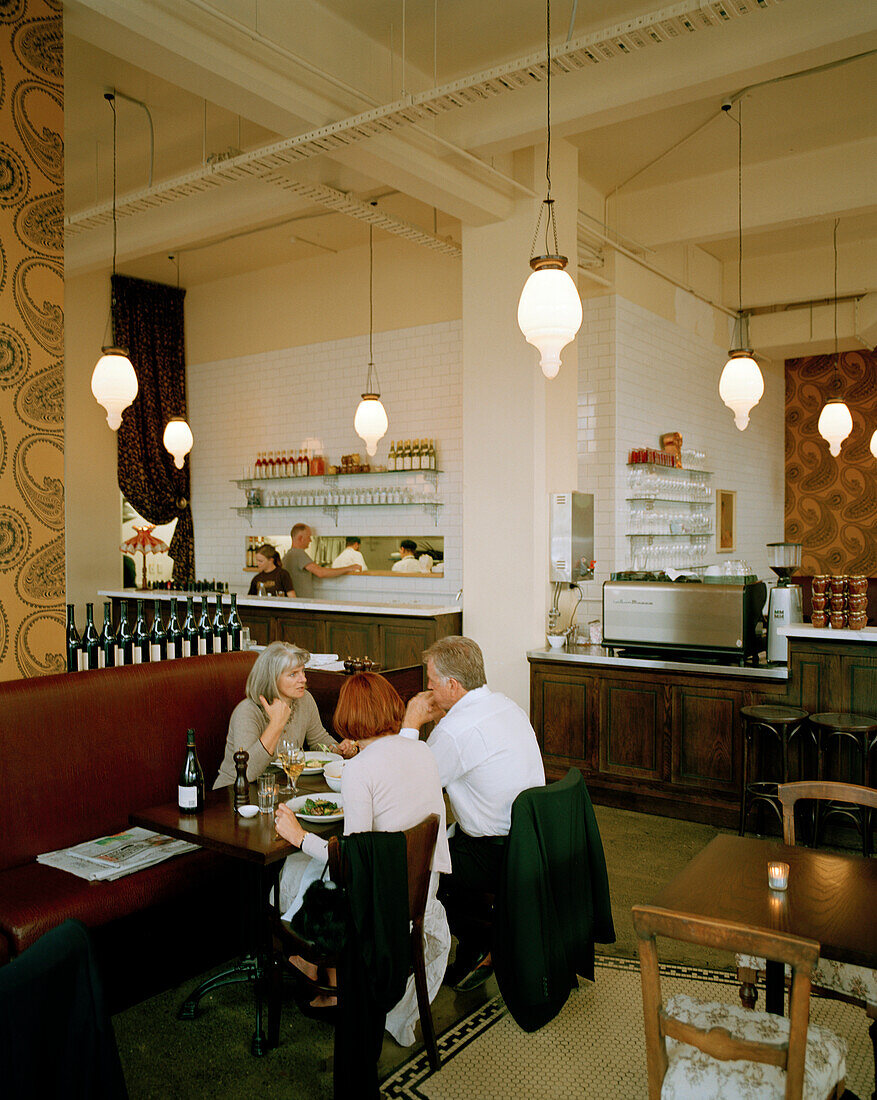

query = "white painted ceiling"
[64,0,877,300]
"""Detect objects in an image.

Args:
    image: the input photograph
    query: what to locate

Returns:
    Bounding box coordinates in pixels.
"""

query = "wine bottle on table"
[178,728,205,814]
[82,603,100,670]
[212,595,228,653]
[227,593,242,651]
[149,599,167,662]
[133,599,149,663]
[98,601,116,668]
[116,600,133,665]
[197,597,213,656]
[182,595,197,657]
[66,604,81,673]
[166,600,183,659]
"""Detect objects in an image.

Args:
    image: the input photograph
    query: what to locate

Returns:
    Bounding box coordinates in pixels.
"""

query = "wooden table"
[132,772,338,1054]
[650,834,877,1015]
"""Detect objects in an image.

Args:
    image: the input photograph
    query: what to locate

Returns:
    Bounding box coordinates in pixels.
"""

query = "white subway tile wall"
[187,320,462,604]
[577,294,785,629]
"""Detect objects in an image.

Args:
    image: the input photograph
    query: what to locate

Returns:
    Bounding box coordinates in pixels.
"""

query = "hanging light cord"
[529,0,560,260]
[832,217,840,391]
[365,220,381,396]
[103,92,119,349]
[736,101,742,316]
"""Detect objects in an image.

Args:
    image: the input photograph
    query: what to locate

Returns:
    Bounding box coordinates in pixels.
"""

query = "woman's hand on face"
[259,694,290,731]
[275,801,306,847]
[335,738,359,759]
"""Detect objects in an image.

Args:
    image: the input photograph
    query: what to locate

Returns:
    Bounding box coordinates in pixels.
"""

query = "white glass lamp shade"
[517,256,582,380]
[91,346,138,430]
[870,428,877,460]
[163,417,194,469]
[719,351,764,431]
[817,399,853,457]
[353,393,388,457]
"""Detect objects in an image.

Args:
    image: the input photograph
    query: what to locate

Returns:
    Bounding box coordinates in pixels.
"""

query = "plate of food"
[302,750,342,774]
[290,794,344,823]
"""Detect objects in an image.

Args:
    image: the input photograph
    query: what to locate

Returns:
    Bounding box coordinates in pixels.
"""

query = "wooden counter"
[529,633,877,829]
[100,590,462,671]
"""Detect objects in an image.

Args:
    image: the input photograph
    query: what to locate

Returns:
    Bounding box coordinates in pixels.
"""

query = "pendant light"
[817,219,852,457]
[870,429,877,461]
[163,417,194,469]
[353,221,389,457]
[718,100,763,431]
[91,93,138,430]
[516,0,582,380]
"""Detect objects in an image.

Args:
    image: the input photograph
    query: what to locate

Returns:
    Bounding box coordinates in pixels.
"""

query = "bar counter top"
[780,623,877,644]
[99,589,461,618]
[527,643,788,680]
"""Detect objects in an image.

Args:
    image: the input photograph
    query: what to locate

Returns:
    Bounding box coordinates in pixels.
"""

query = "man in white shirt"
[401,635,545,988]
[391,539,423,572]
[330,536,367,571]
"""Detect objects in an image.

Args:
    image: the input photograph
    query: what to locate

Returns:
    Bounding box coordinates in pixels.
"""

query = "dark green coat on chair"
[493,768,615,1032]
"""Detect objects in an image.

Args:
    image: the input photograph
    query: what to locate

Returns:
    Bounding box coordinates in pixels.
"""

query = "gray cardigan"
[213,690,334,788]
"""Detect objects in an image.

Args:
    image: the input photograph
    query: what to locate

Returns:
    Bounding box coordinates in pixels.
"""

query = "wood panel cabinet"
[530,656,788,828]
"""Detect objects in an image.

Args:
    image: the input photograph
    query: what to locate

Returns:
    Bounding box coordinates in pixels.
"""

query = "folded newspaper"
[37,827,198,883]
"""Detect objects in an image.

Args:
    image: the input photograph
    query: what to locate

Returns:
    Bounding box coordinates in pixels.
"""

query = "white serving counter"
[527,644,788,680]
[99,589,460,618]
[780,624,877,644]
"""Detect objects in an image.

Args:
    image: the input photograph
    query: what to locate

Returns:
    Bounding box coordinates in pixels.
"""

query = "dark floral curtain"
[112,274,194,582]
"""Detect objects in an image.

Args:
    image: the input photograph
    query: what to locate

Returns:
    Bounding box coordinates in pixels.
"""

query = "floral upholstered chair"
[633,903,846,1100]
[736,781,877,1099]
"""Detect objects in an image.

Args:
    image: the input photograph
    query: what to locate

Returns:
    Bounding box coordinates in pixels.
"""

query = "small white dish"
[547,634,566,648]
[323,760,345,792]
[237,804,259,818]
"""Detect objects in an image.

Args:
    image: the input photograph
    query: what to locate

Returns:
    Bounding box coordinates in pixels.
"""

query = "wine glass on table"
[276,739,306,799]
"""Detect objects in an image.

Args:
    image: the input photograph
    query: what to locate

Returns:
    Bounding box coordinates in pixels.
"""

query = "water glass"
[257,773,277,813]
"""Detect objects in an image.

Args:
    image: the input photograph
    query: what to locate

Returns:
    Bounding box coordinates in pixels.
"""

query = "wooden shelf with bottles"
[232,468,442,488]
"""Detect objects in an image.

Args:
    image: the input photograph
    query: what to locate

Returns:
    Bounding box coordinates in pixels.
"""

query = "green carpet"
[108,806,745,1098]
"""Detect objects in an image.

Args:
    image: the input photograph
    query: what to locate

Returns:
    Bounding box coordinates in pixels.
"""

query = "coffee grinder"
[766,542,803,662]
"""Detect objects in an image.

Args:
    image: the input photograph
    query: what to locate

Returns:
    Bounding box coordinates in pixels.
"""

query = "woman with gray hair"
[214,641,356,788]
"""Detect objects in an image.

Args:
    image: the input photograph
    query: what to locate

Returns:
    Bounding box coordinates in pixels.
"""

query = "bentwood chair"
[633,904,846,1100]
[268,814,441,1070]
[737,780,877,1100]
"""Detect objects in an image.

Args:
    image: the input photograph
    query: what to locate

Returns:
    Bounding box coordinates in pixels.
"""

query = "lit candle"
[767,861,789,891]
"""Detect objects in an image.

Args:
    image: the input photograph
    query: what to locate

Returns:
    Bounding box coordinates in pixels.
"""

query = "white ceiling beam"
[64,0,514,224]
[614,138,877,250]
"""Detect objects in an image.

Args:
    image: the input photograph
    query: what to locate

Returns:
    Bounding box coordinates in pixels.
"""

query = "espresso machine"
[766,542,803,663]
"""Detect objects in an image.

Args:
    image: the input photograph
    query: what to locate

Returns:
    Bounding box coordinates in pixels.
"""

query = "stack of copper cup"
[810,575,828,627]
[848,575,868,630]
[829,575,849,629]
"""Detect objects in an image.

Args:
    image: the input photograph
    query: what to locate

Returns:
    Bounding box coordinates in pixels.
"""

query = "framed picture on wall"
[716,489,736,553]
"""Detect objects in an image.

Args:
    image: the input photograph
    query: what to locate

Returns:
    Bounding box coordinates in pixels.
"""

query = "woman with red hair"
[276,672,451,1044]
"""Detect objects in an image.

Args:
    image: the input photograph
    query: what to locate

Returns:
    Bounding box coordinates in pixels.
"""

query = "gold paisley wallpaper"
[0,0,64,680]
[785,350,877,577]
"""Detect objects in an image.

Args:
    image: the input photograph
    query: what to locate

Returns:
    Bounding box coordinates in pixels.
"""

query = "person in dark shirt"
[248,542,295,597]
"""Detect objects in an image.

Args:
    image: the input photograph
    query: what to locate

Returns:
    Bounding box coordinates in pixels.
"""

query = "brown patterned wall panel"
[0,0,64,680]
[785,351,877,577]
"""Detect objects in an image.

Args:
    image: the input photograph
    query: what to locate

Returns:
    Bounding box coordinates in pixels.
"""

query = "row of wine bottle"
[66,595,244,672]
[252,451,326,478]
[387,439,437,471]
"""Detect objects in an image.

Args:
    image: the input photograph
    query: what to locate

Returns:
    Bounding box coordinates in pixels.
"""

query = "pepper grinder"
[233,749,249,808]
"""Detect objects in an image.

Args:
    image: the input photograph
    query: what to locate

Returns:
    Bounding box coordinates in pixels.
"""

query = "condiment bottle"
[233,749,250,808]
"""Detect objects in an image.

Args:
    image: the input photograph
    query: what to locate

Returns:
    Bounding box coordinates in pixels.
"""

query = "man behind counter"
[331,536,368,571]
[281,523,362,597]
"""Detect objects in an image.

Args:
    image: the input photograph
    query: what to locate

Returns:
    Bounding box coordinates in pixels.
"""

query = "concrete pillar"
[461,140,579,706]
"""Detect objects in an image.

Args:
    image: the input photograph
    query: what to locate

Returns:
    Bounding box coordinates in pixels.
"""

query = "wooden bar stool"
[809,711,877,855]
[738,705,809,837]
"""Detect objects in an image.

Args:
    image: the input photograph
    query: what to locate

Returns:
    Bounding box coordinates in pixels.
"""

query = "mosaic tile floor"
[381,956,873,1100]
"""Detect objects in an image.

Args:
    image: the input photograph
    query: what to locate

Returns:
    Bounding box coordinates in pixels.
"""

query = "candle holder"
[767,860,789,891]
